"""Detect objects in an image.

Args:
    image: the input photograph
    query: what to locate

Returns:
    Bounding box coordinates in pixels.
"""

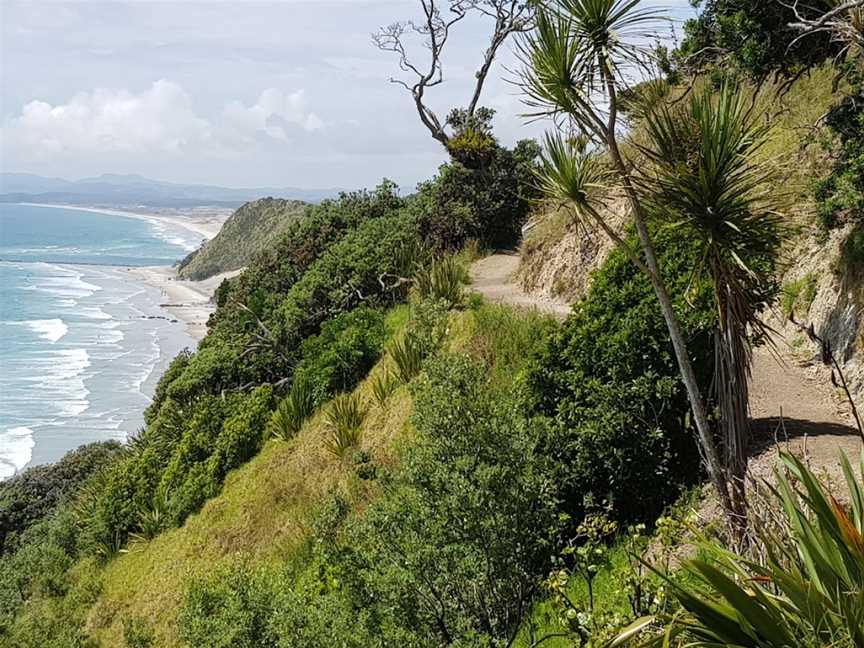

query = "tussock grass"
[370,369,399,407]
[388,333,427,384]
[413,256,469,307]
[267,373,316,441]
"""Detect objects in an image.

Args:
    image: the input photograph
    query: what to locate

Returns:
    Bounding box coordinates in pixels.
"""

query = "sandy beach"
[126,266,242,341]
[19,202,236,341]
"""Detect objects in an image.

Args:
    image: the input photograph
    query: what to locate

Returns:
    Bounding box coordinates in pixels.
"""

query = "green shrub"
[329,355,560,644]
[527,227,716,528]
[0,441,123,557]
[815,67,864,237]
[123,617,156,648]
[294,305,388,407]
[780,273,819,317]
[0,507,91,637]
[178,562,278,648]
[676,2,841,80]
[268,373,316,441]
[81,184,420,553]
[324,394,366,457]
[416,139,540,251]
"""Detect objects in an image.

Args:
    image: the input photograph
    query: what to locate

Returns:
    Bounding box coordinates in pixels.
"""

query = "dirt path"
[471,252,862,482]
[748,335,862,484]
[470,252,571,319]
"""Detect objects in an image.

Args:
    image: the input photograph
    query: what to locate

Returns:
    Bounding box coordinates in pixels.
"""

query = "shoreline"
[126,266,242,342]
[17,201,238,342]
[19,202,228,240]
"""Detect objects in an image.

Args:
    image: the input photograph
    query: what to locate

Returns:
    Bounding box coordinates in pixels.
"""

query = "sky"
[0,0,697,191]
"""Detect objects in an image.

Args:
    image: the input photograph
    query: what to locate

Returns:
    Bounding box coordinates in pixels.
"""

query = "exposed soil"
[747,331,863,489]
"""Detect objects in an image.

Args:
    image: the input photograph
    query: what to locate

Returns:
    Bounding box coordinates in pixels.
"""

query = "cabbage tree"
[517,0,736,524]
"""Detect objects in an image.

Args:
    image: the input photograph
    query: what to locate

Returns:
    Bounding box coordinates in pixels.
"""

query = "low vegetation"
[781,273,819,317]
[178,198,306,280]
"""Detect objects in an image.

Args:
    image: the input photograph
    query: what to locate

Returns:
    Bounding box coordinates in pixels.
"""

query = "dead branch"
[373,0,534,146]
[780,0,864,52]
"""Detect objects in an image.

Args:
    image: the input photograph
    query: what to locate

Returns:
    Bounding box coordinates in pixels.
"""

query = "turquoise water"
[0,204,203,479]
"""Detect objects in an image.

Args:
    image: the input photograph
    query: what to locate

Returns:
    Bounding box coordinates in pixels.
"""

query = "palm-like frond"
[558,0,664,69]
[536,131,611,217]
[638,83,784,332]
[658,452,864,647]
[516,0,663,136]
[515,9,597,126]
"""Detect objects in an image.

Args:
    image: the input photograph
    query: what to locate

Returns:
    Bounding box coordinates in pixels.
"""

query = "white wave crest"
[0,427,35,481]
[25,318,68,343]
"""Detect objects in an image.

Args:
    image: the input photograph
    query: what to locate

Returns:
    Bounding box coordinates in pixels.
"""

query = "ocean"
[0,204,204,480]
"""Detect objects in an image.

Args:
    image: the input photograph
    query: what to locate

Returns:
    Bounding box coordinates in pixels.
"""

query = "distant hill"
[0,173,340,208]
[177,197,308,280]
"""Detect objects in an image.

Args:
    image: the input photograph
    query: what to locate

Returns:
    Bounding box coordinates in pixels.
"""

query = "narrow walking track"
[470,252,571,319]
[748,337,862,483]
[470,253,863,480]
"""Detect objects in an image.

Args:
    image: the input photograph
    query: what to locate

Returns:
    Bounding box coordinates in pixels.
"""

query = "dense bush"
[333,355,559,645]
[815,67,864,240]
[0,441,122,556]
[179,562,278,648]
[79,182,422,553]
[294,305,387,407]
[85,386,275,549]
[527,227,716,527]
[0,503,102,644]
[416,139,540,251]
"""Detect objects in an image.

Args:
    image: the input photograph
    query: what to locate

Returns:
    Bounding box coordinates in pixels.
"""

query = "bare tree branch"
[373,0,534,146]
[780,0,864,51]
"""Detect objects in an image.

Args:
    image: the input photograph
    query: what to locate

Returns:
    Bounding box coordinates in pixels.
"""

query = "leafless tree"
[372,1,535,147]
[782,0,864,53]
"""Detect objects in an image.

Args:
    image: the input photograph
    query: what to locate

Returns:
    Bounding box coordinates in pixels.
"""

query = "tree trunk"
[608,149,736,521]
[598,55,736,527]
[713,300,752,535]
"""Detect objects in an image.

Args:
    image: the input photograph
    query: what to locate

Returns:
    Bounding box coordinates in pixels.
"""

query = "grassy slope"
[178,198,306,280]
[82,301,554,646]
[87,307,413,646]
[39,71,845,648]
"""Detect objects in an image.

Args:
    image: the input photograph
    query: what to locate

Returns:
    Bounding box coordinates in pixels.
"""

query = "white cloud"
[221,88,324,146]
[2,81,211,161]
[1,81,324,163]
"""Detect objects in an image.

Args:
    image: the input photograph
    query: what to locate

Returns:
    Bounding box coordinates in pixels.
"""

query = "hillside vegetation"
[178,198,307,280]
[2,1,863,647]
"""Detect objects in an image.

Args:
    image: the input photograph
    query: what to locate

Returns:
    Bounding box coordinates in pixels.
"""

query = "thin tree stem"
[597,55,736,523]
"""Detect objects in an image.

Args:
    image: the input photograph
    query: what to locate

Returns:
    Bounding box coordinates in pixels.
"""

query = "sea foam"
[0,427,35,480]
[25,318,69,343]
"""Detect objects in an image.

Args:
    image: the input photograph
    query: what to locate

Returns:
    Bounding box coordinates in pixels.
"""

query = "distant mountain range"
[0,173,341,208]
